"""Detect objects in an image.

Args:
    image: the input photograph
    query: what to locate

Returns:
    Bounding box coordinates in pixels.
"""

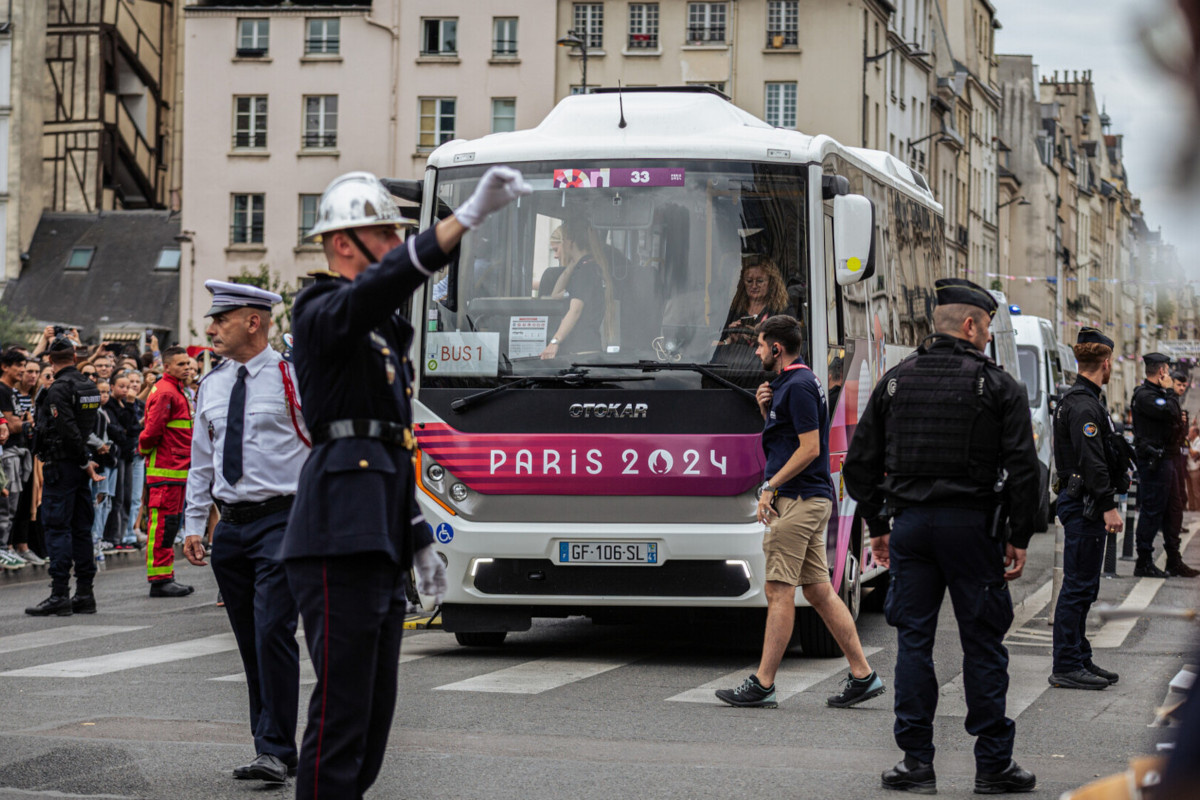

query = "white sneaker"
[0,550,26,570]
[16,549,46,566]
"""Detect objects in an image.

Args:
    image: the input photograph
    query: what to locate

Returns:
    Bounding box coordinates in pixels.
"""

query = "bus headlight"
[450,483,469,502]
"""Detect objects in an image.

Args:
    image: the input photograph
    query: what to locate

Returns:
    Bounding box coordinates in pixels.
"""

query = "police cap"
[1076,327,1114,349]
[934,278,998,318]
[204,280,282,317]
[1143,352,1171,368]
[47,336,76,355]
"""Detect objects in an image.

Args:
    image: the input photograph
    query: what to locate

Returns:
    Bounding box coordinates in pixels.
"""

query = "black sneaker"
[1083,659,1118,685]
[1048,669,1109,690]
[25,595,73,617]
[827,670,886,708]
[149,580,195,598]
[1134,557,1170,578]
[714,674,778,708]
[974,760,1036,794]
[882,757,937,794]
[71,594,97,614]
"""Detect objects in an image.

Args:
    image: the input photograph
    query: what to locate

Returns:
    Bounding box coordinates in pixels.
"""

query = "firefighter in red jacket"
[138,346,195,597]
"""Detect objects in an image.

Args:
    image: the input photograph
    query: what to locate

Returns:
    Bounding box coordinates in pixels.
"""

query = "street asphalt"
[0,519,1196,800]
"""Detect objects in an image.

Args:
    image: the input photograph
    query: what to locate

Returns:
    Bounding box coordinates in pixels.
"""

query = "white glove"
[413,544,448,610]
[454,166,533,229]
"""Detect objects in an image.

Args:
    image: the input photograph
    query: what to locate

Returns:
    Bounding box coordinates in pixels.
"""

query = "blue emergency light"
[1009,305,1021,315]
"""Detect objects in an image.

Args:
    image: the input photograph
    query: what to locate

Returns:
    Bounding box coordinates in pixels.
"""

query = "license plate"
[558,541,658,565]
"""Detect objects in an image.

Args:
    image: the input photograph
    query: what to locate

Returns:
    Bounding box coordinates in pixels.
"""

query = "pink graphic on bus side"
[415,422,762,496]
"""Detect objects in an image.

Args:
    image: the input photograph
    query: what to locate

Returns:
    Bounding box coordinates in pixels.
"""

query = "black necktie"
[222,366,248,486]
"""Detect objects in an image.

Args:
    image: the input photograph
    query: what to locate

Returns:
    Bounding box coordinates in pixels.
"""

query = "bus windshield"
[422,160,809,390]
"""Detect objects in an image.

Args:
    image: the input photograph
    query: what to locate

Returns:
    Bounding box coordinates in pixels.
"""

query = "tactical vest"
[883,349,1001,482]
[1053,384,1096,475]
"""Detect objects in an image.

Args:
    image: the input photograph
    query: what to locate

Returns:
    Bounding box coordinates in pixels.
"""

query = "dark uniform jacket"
[1053,375,1122,513]
[35,366,100,466]
[283,226,450,565]
[842,335,1040,548]
[1131,379,1182,460]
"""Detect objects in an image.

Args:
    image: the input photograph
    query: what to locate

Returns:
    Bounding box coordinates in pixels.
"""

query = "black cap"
[46,336,76,355]
[1076,327,1114,349]
[1143,352,1170,367]
[934,278,998,318]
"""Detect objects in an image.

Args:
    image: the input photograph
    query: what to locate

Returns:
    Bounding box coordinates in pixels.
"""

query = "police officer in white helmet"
[282,166,530,798]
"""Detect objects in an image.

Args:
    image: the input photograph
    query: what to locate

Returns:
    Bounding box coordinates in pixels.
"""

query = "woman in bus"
[718,256,790,347]
[540,219,607,358]
[535,225,565,299]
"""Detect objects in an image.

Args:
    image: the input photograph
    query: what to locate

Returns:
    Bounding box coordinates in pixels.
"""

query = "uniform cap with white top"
[204,279,282,317]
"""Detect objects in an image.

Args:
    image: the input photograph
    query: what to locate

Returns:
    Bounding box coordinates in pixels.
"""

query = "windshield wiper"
[450,369,655,413]
[571,361,759,403]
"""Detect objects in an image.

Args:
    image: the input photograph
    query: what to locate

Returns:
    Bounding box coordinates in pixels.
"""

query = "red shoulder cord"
[278,361,311,448]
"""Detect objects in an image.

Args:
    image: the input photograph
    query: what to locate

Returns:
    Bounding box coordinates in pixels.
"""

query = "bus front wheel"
[455,631,508,647]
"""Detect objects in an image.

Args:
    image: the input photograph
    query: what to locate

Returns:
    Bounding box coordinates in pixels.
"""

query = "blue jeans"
[124,458,144,544]
[1052,494,1105,673]
[90,466,116,544]
[886,506,1015,772]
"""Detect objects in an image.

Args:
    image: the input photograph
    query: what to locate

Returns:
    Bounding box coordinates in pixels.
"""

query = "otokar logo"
[569,402,648,419]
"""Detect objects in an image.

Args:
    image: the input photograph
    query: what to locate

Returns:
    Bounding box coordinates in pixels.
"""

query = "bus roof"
[426,88,939,208]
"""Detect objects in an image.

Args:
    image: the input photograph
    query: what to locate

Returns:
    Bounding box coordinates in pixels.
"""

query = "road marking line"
[0,633,239,678]
[434,654,636,694]
[938,653,1050,719]
[399,634,458,664]
[211,659,319,686]
[667,646,882,704]
[0,626,147,656]
[1090,528,1194,649]
[1009,579,1053,633]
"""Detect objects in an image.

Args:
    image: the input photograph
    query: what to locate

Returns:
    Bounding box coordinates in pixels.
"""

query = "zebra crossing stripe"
[938,653,1050,719]
[667,646,883,704]
[207,632,457,683]
[0,626,146,656]
[0,633,239,678]
[434,654,635,694]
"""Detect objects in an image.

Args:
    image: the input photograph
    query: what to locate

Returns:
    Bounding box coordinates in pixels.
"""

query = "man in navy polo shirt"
[716,315,883,709]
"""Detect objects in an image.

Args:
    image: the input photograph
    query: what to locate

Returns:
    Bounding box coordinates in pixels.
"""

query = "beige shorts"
[763,495,833,586]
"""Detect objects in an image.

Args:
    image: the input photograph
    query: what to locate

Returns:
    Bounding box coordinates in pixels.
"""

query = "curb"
[0,548,146,587]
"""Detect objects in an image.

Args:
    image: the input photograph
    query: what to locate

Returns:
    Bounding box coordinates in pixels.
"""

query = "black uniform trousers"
[1164,451,1188,558]
[886,507,1015,772]
[209,508,299,766]
[1051,495,1105,674]
[41,461,97,596]
[1135,457,1173,558]
[286,554,408,800]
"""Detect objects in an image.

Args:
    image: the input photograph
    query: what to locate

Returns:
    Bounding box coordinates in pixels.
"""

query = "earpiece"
[772,346,780,357]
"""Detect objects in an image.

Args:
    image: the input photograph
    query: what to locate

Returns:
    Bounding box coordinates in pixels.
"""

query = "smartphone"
[53,325,65,337]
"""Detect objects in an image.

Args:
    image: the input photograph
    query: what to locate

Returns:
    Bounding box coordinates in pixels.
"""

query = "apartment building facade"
[1,1,47,286]
[179,0,555,345]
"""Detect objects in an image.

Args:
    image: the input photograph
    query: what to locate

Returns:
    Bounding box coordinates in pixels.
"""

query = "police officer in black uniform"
[844,278,1039,795]
[1047,327,1130,690]
[25,336,103,616]
[283,167,529,799]
[1131,352,1178,578]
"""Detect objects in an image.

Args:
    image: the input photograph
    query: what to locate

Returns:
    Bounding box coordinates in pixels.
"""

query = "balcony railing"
[628,32,658,49]
[236,47,268,58]
[302,132,337,149]
[765,29,798,48]
[305,37,339,54]
[420,46,457,57]
[687,25,725,43]
[492,39,517,56]
[230,224,265,245]
[232,132,267,149]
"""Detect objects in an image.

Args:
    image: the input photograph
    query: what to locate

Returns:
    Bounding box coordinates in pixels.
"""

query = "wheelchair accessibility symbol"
[435,523,454,544]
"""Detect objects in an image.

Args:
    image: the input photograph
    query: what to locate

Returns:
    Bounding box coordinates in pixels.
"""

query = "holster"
[987,504,1011,545]
[1065,474,1085,499]
[1137,443,1165,471]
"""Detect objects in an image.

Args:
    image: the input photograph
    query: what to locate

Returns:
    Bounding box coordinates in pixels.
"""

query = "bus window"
[424,160,809,389]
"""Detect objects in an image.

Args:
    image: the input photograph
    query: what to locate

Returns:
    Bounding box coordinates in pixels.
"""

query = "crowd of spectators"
[0,327,201,571]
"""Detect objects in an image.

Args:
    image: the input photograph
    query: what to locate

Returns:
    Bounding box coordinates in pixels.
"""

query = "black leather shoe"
[1048,669,1109,690]
[71,594,97,614]
[882,757,937,794]
[149,580,195,598]
[25,594,73,617]
[1134,557,1170,578]
[974,760,1036,794]
[1166,557,1200,578]
[1083,659,1118,684]
[232,753,291,783]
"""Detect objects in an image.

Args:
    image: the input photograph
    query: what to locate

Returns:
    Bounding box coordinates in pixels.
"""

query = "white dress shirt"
[184,346,309,539]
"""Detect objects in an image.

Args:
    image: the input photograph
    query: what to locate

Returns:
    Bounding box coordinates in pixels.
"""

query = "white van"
[1012,314,1071,531]
[987,291,1022,377]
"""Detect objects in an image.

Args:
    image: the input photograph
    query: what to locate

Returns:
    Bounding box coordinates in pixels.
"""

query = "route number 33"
[628,170,652,183]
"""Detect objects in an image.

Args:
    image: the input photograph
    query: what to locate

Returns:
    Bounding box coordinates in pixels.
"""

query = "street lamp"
[557,30,588,94]
[862,42,929,146]
[998,196,1031,209]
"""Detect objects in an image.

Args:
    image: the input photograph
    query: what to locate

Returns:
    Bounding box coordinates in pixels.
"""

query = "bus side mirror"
[833,194,876,286]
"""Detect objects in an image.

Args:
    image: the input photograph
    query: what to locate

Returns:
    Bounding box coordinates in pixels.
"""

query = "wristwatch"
[550,338,560,345]
[756,480,775,499]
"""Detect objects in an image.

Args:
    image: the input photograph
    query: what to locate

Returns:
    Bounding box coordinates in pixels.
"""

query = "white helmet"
[305,171,417,241]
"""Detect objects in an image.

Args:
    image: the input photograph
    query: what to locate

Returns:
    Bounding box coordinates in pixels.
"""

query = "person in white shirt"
[182,280,309,785]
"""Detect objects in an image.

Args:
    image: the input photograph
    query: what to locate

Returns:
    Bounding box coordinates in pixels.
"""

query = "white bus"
[402,87,945,653]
